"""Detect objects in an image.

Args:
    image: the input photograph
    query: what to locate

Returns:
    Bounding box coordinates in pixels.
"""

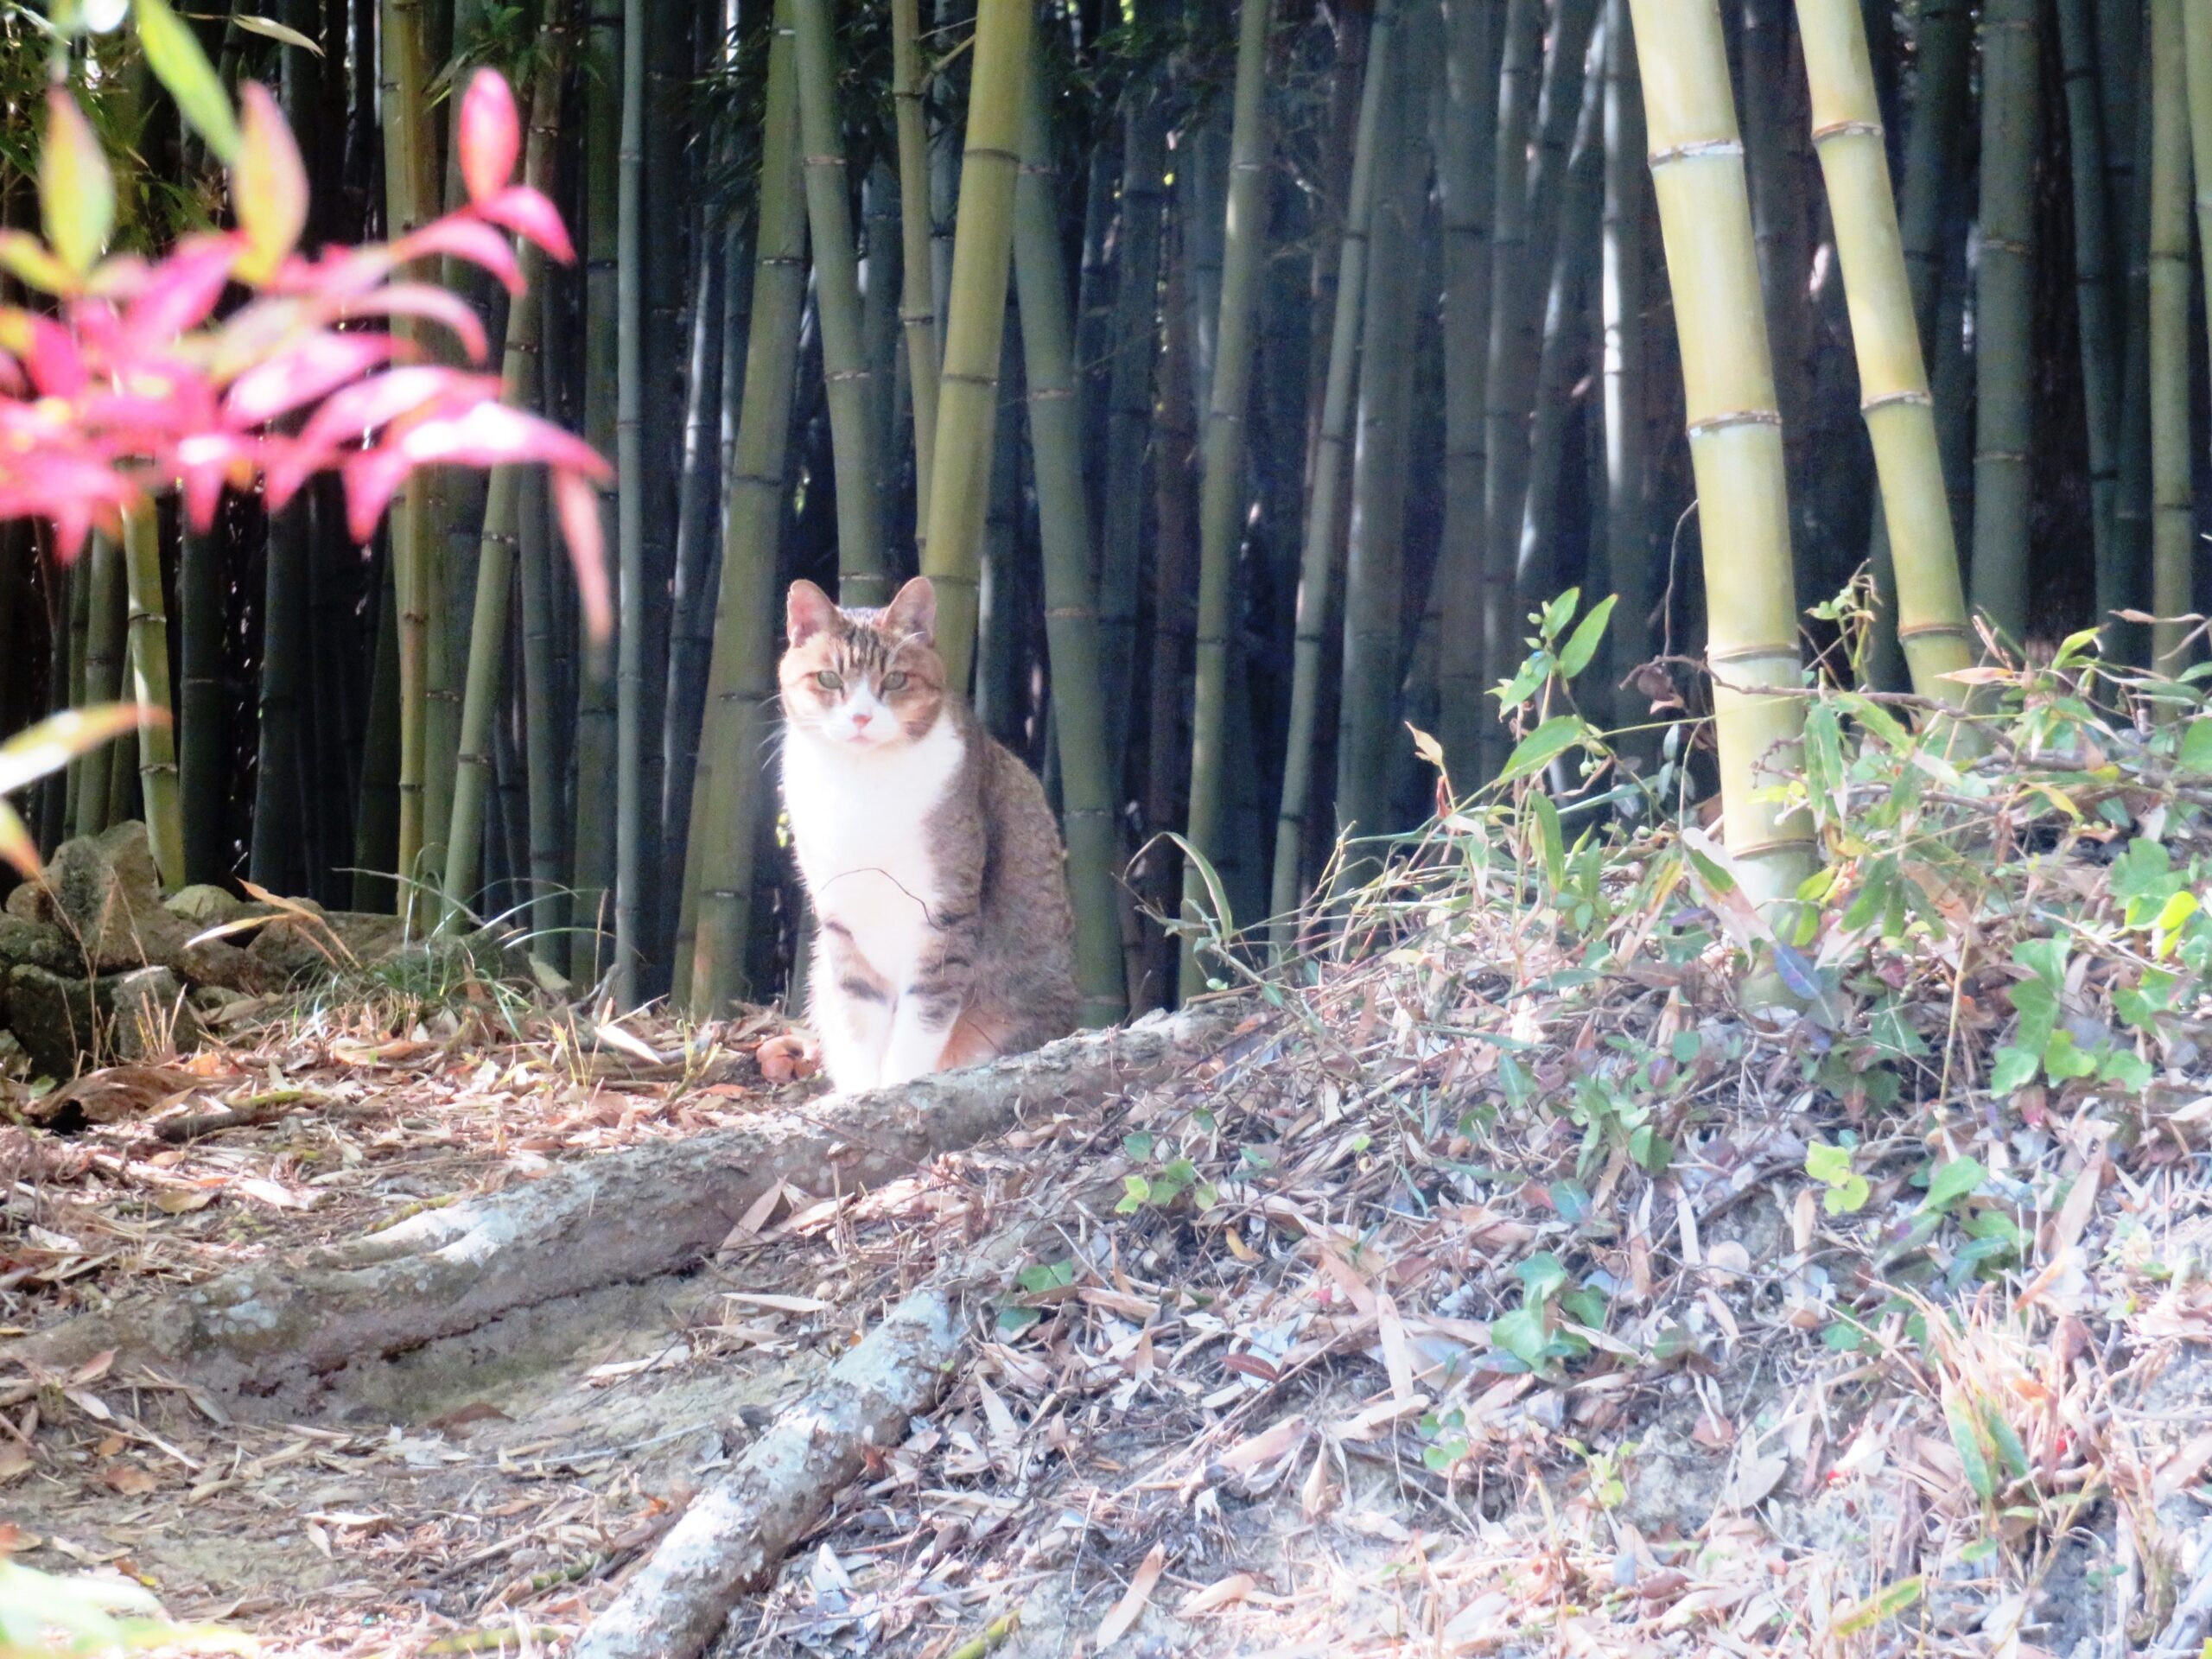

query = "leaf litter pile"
[11,659,2212,1656]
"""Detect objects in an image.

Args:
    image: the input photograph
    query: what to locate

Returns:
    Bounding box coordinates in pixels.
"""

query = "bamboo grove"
[3,0,2210,1018]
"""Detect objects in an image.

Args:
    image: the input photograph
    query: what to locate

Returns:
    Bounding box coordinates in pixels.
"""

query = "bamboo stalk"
[1479,0,1593,777]
[862,162,901,501]
[611,0,649,996]
[1794,0,1976,710]
[2183,0,2212,506]
[1013,41,1128,1027]
[2149,0,2191,672]
[1516,34,1606,611]
[379,0,438,906]
[74,532,123,838]
[2110,22,2155,666]
[1966,0,2041,645]
[570,0,622,983]
[1096,74,1167,761]
[178,521,226,886]
[919,0,1034,689]
[684,0,809,1014]
[448,44,561,921]
[62,551,88,834]
[353,557,401,912]
[1433,0,1499,785]
[791,0,890,605]
[1333,33,1423,855]
[251,503,308,893]
[1599,0,1648,733]
[2058,0,2122,580]
[893,0,941,541]
[1271,0,1395,947]
[1178,0,1274,1000]
[1628,0,1815,912]
[120,505,181,889]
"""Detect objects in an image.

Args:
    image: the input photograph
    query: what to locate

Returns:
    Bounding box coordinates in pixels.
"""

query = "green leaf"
[1982,1402,2031,1483]
[0,228,74,294]
[1833,1577,1924,1636]
[1923,1156,1987,1212]
[1669,1030,1701,1065]
[1836,691,1915,753]
[1162,832,1234,948]
[2099,1047,2154,1092]
[231,10,324,50]
[1116,1175,1150,1214]
[2179,715,2212,775]
[1516,1252,1570,1304]
[1806,1141,1854,1187]
[136,0,243,162]
[2040,1028,2097,1083]
[230,82,308,282]
[1557,594,1618,680]
[38,92,112,278]
[1560,1287,1608,1329]
[1528,789,1565,891]
[1948,1402,1999,1502]
[1540,588,1581,642]
[1500,717,1589,787]
[1122,1132,1154,1161]
[1491,1306,1549,1369]
[996,1305,1042,1334]
[1822,1173,1870,1215]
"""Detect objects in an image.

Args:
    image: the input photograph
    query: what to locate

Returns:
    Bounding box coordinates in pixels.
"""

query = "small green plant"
[1115,1132,1217,1215]
[1806,1138,1870,1214]
[0,1551,245,1657]
[996,1259,1077,1336]
[1490,1251,1609,1376]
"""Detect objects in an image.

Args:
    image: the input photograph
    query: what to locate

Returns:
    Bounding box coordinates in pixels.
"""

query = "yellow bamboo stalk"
[1793,0,1974,709]
[918,0,1033,689]
[1627,0,1815,911]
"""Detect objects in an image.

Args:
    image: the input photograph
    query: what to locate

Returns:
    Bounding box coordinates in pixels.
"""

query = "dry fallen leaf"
[1178,1573,1256,1618]
[1095,1542,1166,1649]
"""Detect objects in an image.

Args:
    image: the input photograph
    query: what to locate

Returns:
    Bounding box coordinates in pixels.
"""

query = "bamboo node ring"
[1648,137,1745,166]
[1859,389,1933,414]
[1686,410,1783,437]
[1811,119,1883,144]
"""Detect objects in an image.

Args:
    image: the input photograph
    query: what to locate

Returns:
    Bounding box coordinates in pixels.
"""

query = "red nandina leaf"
[0,310,89,397]
[224,332,395,428]
[123,236,241,346]
[457,70,520,207]
[232,83,308,283]
[391,219,523,294]
[340,283,491,362]
[551,468,612,642]
[476,188,575,264]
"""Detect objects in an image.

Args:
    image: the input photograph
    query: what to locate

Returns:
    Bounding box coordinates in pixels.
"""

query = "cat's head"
[779,576,948,751]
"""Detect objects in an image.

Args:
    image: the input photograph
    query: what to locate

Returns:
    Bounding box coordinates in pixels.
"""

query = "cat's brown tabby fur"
[776,576,1079,1092]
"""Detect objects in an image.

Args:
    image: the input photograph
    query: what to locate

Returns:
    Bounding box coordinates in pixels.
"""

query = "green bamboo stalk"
[120,505,181,889]
[74,532,123,838]
[62,553,88,833]
[1796,0,1976,709]
[893,0,942,543]
[380,0,438,906]
[1966,0,2042,645]
[1598,0,1647,733]
[1272,0,1396,946]
[1628,0,1815,912]
[683,0,810,1014]
[1433,0,1499,784]
[448,45,560,922]
[791,0,890,605]
[918,0,1034,689]
[1178,0,1275,1000]
[1480,0,1599,777]
[2183,0,2212,495]
[1013,43,1127,1026]
[1334,40,1422,855]
[610,0,649,996]
[570,0,621,984]
[862,162,901,500]
[177,520,226,885]
[2149,0,2191,672]
[2058,0,2122,580]
[2110,23,2155,665]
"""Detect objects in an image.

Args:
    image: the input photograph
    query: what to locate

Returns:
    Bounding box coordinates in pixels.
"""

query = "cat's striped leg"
[879,933,979,1086]
[811,924,896,1093]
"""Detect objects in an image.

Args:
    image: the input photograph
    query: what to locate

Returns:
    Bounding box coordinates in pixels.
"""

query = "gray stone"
[0,915,76,976]
[5,963,202,1079]
[165,884,246,927]
[248,910,410,983]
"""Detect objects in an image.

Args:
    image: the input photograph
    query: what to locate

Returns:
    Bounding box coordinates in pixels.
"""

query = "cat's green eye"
[880,671,909,692]
[814,670,843,690]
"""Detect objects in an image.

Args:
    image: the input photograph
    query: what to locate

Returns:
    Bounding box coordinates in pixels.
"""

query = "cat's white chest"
[781,715,964,981]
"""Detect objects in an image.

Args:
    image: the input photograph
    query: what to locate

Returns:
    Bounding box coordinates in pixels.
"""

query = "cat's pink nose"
[849,710,872,728]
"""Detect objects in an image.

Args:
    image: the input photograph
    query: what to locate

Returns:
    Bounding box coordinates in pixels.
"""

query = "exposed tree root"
[570,1289,965,1659]
[6,1004,1241,1393]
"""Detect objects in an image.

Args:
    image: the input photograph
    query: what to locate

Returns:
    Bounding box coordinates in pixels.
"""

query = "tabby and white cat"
[779,576,1079,1093]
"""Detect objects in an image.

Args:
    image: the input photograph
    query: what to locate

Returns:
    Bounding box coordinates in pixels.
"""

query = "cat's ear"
[786,580,838,645]
[881,576,937,645]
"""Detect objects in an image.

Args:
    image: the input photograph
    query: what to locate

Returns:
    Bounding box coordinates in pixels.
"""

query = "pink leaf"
[267,365,486,505]
[457,70,520,207]
[391,218,523,295]
[0,310,88,397]
[230,83,308,283]
[123,234,240,346]
[223,331,396,428]
[339,444,412,542]
[476,187,575,265]
[388,400,610,480]
[339,283,491,362]
[551,468,612,642]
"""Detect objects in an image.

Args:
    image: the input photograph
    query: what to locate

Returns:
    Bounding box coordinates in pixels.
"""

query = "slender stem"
[120,504,181,890]
[2148,0,2191,673]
